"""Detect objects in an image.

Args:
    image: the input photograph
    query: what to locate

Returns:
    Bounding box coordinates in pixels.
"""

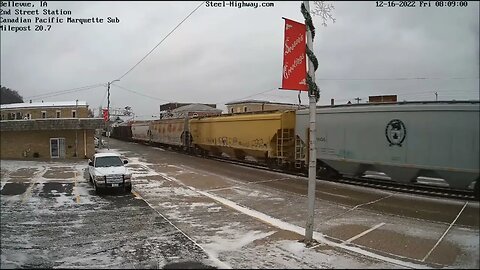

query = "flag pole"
[304,0,317,245]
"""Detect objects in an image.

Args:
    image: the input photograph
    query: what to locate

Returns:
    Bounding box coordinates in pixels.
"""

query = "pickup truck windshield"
[95,156,124,167]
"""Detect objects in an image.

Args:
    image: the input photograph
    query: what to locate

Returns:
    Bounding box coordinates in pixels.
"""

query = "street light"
[106,79,120,149]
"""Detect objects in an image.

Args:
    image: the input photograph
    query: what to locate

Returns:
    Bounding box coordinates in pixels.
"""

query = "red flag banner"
[281,18,307,91]
[102,109,109,122]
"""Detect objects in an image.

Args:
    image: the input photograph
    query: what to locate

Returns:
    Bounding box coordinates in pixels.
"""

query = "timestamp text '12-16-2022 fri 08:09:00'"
[375,1,469,8]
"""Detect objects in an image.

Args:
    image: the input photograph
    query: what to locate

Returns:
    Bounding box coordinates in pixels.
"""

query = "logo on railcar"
[385,119,406,146]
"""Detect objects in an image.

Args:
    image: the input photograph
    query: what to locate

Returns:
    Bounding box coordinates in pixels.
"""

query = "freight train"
[111,101,480,197]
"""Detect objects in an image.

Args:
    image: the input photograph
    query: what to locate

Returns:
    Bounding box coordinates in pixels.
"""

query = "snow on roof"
[0,101,88,109]
[132,116,159,121]
[225,100,299,106]
[171,103,222,112]
[225,99,268,105]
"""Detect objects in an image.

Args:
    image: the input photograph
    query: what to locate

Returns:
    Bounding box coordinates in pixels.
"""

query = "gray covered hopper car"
[295,101,480,192]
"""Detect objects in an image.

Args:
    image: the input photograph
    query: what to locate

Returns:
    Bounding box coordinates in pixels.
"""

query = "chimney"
[330,99,334,106]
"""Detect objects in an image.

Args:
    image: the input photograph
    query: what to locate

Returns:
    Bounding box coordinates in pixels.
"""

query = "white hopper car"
[295,101,480,194]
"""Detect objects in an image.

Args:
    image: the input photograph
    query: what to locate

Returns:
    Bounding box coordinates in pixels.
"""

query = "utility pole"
[107,82,111,149]
[354,97,362,104]
[106,80,120,149]
[304,0,317,245]
[435,91,438,101]
[75,99,78,157]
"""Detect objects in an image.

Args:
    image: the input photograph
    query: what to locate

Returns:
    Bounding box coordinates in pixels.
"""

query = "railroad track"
[202,154,478,201]
[332,177,476,201]
[131,141,479,201]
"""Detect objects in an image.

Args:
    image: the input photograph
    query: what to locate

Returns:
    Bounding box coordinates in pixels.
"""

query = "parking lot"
[0,160,213,269]
[1,138,479,269]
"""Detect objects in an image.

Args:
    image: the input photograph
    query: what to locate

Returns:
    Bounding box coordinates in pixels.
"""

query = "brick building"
[0,101,104,159]
[368,95,397,103]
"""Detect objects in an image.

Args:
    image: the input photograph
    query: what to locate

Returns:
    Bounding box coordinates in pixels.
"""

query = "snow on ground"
[124,158,418,268]
[2,152,478,269]
[203,230,276,261]
[194,184,427,268]
[1,158,214,269]
[110,150,461,268]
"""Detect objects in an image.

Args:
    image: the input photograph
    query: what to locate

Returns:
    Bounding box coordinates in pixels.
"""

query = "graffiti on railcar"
[252,138,266,148]
[204,136,267,149]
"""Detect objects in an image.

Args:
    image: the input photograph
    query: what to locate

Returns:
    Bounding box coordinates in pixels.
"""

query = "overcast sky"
[1,1,478,118]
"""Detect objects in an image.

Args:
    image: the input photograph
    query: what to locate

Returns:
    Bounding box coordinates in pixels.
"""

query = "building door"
[59,138,65,158]
[50,138,66,158]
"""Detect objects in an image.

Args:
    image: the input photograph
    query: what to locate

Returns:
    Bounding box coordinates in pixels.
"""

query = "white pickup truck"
[88,152,132,194]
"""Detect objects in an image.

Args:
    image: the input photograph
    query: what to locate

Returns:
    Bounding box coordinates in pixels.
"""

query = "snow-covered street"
[1,138,479,268]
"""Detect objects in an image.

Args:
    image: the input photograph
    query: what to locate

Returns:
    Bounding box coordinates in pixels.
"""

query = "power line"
[316,77,479,81]
[112,84,174,102]
[24,83,104,99]
[326,89,479,104]
[397,89,478,96]
[431,93,480,97]
[340,90,478,100]
[221,88,279,104]
[36,85,104,100]
[116,1,205,81]
[26,84,104,98]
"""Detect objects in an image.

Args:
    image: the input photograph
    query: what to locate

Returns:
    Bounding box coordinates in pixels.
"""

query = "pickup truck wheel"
[94,182,103,195]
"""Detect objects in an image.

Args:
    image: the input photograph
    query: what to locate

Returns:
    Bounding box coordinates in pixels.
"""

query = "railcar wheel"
[317,161,341,180]
[266,158,281,170]
[233,149,245,161]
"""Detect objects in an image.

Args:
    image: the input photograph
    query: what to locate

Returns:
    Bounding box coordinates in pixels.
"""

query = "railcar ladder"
[294,135,305,169]
[277,129,293,161]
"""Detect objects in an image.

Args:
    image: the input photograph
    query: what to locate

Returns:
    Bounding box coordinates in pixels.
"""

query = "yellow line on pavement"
[132,190,140,198]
